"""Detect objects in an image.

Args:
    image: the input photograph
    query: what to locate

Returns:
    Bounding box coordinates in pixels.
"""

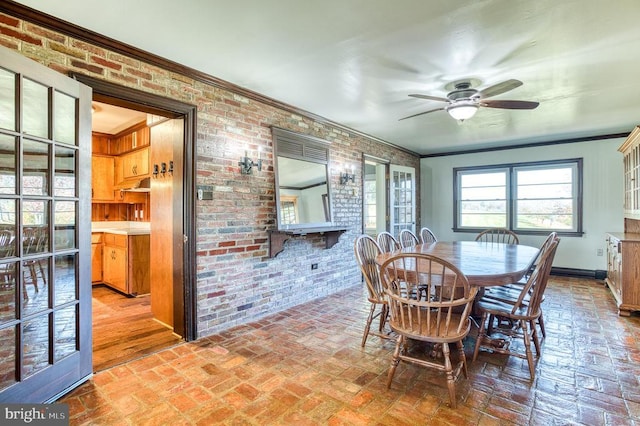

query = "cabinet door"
[128,235,150,295]
[91,243,102,283]
[606,238,621,293]
[610,249,621,297]
[619,128,640,219]
[103,245,127,293]
[123,148,149,179]
[91,156,114,200]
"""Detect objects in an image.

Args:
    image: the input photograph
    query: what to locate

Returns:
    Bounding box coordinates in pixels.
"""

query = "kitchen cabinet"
[112,126,150,154]
[122,147,149,179]
[123,148,149,179]
[91,155,114,201]
[102,234,127,293]
[92,133,110,155]
[605,232,640,316]
[91,233,103,283]
[102,233,150,296]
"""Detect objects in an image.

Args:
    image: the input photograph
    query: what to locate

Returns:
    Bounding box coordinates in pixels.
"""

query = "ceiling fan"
[400,79,539,121]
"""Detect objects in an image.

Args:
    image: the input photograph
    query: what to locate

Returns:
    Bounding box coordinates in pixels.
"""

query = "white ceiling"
[15,0,640,155]
[91,102,146,134]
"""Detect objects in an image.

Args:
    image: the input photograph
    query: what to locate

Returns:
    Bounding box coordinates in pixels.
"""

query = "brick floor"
[60,276,640,425]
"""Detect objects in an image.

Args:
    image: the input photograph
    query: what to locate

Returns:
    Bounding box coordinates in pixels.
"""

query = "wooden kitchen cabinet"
[102,233,150,296]
[122,147,149,179]
[605,232,640,316]
[112,126,149,154]
[91,155,114,201]
[102,234,127,293]
[91,233,103,283]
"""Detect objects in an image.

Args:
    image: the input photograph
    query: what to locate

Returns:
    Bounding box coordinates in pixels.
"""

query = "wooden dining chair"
[380,252,478,408]
[483,232,558,338]
[0,230,15,295]
[472,236,559,380]
[399,229,420,248]
[354,234,392,347]
[23,227,48,298]
[475,227,519,245]
[419,227,437,244]
[377,231,400,253]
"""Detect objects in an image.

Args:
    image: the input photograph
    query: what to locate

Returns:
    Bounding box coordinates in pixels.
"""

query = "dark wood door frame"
[72,73,197,341]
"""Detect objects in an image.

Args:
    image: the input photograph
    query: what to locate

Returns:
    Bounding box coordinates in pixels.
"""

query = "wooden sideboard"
[605,231,640,316]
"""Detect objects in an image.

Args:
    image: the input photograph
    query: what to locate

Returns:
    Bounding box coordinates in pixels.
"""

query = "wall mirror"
[273,127,332,230]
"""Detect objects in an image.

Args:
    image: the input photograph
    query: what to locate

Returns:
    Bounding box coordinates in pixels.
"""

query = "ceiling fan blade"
[408,94,450,103]
[477,79,523,98]
[399,107,445,121]
[481,99,539,109]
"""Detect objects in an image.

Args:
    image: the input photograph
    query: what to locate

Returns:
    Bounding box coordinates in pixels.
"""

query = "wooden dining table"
[376,240,540,287]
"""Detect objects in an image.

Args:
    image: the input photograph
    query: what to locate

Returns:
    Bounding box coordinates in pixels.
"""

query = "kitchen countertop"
[92,221,150,235]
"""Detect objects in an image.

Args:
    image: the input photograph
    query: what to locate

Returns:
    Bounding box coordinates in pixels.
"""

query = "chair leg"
[537,312,546,339]
[473,312,488,362]
[520,320,536,380]
[442,342,457,408]
[28,264,39,292]
[37,259,47,285]
[456,339,468,379]
[361,303,376,347]
[378,304,388,332]
[487,314,495,335]
[530,319,541,356]
[386,335,403,389]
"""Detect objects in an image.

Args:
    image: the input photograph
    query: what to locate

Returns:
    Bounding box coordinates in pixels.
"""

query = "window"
[454,159,582,235]
[279,195,298,225]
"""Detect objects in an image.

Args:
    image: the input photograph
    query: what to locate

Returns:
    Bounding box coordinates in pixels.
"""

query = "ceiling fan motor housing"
[448,82,478,101]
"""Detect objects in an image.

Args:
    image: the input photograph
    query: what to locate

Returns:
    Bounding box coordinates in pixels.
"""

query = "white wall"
[280,186,326,223]
[420,138,625,271]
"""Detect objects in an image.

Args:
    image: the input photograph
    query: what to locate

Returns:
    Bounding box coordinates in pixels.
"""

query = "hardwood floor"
[92,285,183,372]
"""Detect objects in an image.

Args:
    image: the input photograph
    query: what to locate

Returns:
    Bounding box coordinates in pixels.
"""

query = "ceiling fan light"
[447,104,478,121]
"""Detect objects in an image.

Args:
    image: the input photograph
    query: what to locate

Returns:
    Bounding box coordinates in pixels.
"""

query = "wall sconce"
[239,149,262,175]
[340,165,355,185]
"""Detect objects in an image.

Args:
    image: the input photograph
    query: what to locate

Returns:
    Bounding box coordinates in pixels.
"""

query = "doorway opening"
[363,156,389,236]
[76,73,198,372]
[91,101,182,371]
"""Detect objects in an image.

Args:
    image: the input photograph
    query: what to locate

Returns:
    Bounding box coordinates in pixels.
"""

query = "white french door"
[0,46,92,402]
[389,164,416,237]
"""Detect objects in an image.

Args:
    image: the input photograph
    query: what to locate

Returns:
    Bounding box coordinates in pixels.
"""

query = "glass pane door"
[0,45,91,403]
[389,165,416,238]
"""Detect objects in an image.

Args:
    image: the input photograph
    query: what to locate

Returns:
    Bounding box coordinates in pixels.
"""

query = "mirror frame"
[272,127,333,230]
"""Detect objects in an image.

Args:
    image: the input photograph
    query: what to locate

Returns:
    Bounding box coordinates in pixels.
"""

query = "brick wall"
[0,12,420,337]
